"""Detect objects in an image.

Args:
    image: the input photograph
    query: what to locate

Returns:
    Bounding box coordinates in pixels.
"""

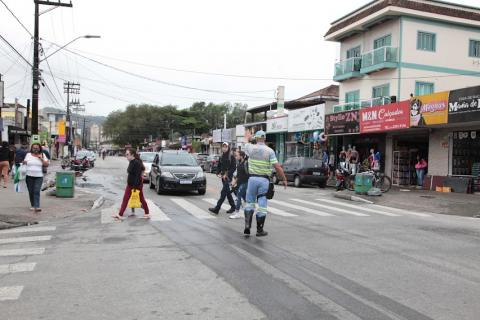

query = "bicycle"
[365,170,392,193]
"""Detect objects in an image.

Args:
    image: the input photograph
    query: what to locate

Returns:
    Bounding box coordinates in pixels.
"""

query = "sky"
[0,0,476,116]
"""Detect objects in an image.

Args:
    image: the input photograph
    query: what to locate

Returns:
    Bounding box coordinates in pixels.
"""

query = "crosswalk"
[100,194,432,224]
[0,225,55,302]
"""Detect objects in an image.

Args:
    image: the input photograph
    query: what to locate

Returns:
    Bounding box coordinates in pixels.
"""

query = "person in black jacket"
[112,148,150,220]
[229,150,249,219]
[209,142,236,214]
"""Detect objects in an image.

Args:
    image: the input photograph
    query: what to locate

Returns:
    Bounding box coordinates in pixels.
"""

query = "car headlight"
[196,171,205,178]
[161,171,174,178]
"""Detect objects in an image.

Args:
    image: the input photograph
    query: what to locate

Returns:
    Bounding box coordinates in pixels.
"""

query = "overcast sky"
[0,0,475,116]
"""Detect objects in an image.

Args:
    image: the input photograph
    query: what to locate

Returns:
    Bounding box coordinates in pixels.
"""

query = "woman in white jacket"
[23,143,49,212]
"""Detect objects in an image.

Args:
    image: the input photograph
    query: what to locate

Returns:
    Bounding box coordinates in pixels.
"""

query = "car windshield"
[303,158,324,168]
[140,152,156,163]
[161,153,198,166]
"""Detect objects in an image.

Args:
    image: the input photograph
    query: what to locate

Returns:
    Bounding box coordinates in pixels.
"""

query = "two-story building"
[325,0,480,190]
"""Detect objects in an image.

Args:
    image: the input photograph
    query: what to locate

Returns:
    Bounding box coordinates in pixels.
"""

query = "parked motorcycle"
[70,157,90,172]
[335,166,354,191]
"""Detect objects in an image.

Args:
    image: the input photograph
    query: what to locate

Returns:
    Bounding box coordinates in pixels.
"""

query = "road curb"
[334,193,374,204]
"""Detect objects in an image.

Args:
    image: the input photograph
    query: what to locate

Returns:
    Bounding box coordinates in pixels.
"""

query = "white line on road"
[0,235,52,245]
[0,248,45,257]
[369,204,432,217]
[203,198,232,212]
[203,198,298,217]
[0,226,56,234]
[145,199,171,221]
[0,263,36,274]
[171,198,215,219]
[0,286,23,301]
[316,198,400,217]
[292,199,369,217]
[101,206,116,224]
[269,200,334,217]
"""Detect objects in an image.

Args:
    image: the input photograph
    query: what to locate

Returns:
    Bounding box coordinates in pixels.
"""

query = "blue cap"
[255,130,266,138]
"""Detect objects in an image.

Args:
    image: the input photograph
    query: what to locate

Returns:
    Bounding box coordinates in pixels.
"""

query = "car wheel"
[155,178,162,194]
[294,175,302,188]
[198,188,206,195]
[272,174,279,185]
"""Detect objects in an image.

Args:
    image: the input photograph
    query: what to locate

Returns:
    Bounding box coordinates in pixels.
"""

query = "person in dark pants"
[112,148,150,220]
[209,142,236,214]
[229,150,249,219]
[23,143,49,212]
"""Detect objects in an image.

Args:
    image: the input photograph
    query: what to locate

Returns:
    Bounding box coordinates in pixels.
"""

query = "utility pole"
[64,81,80,156]
[32,0,73,135]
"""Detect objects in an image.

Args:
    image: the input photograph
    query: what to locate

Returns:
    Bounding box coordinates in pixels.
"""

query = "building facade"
[325,0,480,191]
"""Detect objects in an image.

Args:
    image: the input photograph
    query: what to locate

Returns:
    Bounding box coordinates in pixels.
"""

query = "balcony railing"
[333,57,362,81]
[333,96,392,113]
[361,46,398,73]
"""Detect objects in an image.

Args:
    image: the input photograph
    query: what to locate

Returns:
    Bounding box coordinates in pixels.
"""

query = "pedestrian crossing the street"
[0,225,55,302]
[100,194,433,224]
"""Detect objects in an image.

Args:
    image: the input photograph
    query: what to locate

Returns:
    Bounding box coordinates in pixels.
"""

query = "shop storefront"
[266,115,288,163]
[325,110,360,168]
[286,104,325,159]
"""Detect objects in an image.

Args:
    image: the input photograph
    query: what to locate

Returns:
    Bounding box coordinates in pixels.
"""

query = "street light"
[40,35,101,62]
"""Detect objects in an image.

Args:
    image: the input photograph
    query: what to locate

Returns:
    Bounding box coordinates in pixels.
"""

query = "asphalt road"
[1,156,479,320]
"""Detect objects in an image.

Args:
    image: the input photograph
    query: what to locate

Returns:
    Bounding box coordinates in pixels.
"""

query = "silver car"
[139,152,158,183]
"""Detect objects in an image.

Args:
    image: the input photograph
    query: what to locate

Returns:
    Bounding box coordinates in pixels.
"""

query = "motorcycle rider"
[243,129,287,237]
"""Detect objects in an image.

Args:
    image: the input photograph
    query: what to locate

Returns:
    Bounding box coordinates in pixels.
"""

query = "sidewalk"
[0,161,99,229]
[339,186,480,217]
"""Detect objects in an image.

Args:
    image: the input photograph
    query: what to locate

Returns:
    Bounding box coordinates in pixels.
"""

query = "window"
[374,35,392,49]
[417,31,436,51]
[469,40,480,57]
[415,82,435,96]
[372,84,390,98]
[345,90,360,103]
[346,46,361,59]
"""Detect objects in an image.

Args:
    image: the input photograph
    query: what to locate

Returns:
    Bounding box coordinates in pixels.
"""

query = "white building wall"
[428,129,450,177]
[339,69,399,104]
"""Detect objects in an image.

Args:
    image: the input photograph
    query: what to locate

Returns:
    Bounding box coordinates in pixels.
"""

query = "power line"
[0,33,32,67]
[43,40,275,98]
[0,0,33,38]
[40,43,66,105]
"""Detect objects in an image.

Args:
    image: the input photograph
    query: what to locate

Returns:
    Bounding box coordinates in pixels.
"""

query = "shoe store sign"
[360,100,410,133]
[448,85,480,123]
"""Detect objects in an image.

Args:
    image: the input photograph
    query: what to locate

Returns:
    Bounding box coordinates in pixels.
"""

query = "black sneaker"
[226,207,235,214]
[208,207,219,214]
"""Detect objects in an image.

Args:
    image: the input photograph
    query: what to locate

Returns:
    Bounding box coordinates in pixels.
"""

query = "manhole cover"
[420,195,435,199]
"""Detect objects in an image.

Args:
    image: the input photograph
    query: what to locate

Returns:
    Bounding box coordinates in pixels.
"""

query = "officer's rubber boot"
[244,209,254,235]
[256,215,268,237]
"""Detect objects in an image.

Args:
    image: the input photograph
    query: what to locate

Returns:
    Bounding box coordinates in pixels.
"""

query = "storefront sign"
[360,101,410,133]
[410,91,449,126]
[58,120,66,136]
[448,85,480,123]
[287,104,325,132]
[235,124,245,137]
[8,127,29,135]
[213,129,222,143]
[221,128,232,142]
[267,116,288,133]
[58,135,66,143]
[325,110,360,135]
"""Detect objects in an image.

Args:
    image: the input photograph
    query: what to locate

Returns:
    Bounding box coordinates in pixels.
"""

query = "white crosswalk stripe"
[0,235,52,245]
[203,198,233,212]
[171,198,215,219]
[369,204,432,217]
[145,199,171,221]
[292,199,369,217]
[316,198,400,217]
[202,198,298,217]
[269,199,334,217]
[0,286,23,301]
[0,226,56,234]
[0,263,36,274]
[0,248,45,257]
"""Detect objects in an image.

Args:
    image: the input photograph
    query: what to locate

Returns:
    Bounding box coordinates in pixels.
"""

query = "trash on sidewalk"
[399,189,411,192]
[367,188,382,196]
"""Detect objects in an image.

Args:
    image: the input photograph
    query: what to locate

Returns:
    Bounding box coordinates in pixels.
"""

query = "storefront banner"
[448,85,480,123]
[267,116,288,133]
[57,135,66,143]
[212,129,222,143]
[360,101,410,133]
[221,128,232,142]
[235,124,245,137]
[325,110,360,135]
[287,104,325,132]
[410,91,449,126]
[58,120,66,136]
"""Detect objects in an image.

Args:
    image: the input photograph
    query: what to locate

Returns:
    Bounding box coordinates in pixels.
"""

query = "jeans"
[235,182,248,211]
[245,176,269,218]
[118,183,149,216]
[416,169,425,187]
[215,178,235,210]
[26,176,43,208]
